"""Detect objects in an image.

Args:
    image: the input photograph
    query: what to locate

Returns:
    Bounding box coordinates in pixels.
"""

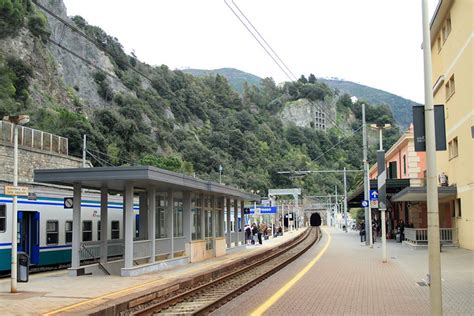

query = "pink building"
[365,124,456,245]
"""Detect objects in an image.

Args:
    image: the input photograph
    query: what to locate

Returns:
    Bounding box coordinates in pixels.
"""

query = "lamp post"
[3,115,30,293]
[219,165,223,184]
[370,123,391,263]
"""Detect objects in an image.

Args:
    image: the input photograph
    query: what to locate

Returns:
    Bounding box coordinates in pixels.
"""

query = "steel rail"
[131,227,319,316]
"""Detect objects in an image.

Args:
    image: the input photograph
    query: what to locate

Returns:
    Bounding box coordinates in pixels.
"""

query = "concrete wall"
[0,141,85,183]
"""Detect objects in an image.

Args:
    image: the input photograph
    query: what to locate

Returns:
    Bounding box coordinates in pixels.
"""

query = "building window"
[0,205,6,233]
[82,220,92,242]
[456,199,462,218]
[445,15,452,39]
[111,220,120,239]
[445,75,455,100]
[403,155,407,175]
[448,137,458,159]
[46,221,59,245]
[65,221,72,243]
[174,200,183,237]
[97,220,101,241]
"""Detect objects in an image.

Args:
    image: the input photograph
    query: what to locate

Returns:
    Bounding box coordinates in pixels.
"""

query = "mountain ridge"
[184,68,418,129]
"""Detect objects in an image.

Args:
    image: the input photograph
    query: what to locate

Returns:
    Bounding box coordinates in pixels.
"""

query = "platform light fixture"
[3,115,30,293]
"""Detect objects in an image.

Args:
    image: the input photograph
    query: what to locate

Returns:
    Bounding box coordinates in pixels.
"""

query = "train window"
[46,221,59,244]
[0,205,6,233]
[82,221,92,242]
[65,221,72,243]
[111,221,120,239]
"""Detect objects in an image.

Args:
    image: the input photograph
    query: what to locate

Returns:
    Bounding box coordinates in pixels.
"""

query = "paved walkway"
[0,229,304,315]
[213,227,474,315]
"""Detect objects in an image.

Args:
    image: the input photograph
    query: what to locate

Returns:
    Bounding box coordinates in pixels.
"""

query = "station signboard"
[5,185,29,196]
[249,206,277,214]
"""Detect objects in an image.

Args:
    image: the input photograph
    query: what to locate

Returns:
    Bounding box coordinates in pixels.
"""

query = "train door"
[17,211,40,265]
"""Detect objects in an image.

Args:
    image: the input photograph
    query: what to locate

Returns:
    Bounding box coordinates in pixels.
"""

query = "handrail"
[80,244,110,275]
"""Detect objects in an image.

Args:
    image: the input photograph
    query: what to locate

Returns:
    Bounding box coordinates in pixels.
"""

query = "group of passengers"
[244,222,272,245]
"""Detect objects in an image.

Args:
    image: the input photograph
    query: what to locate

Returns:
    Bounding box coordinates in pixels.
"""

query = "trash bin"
[17,252,29,283]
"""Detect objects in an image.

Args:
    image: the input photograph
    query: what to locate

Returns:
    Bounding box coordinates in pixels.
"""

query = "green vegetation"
[320,78,419,129]
[0,12,402,197]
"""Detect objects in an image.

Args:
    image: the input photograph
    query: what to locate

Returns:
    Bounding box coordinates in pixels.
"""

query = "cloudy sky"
[63,0,440,103]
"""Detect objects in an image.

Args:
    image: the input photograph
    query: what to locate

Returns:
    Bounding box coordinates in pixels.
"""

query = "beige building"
[430,0,473,250]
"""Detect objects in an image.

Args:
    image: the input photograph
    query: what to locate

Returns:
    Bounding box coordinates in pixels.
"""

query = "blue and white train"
[0,185,138,272]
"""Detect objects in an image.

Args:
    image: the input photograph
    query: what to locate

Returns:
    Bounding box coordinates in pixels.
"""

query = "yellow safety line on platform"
[250,227,332,316]
[42,276,167,316]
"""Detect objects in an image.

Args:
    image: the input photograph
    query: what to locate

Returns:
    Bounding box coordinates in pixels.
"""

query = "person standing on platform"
[245,225,251,245]
[251,223,258,245]
[359,220,366,243]
[257,223,263,245]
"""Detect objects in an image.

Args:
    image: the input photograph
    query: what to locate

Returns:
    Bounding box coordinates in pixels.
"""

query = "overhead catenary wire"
[87,148,137,166]
[32,0,154,83]
[224,1,346,135]
[224,0,295,82]
[86,150,115,167]
[230,0,298,81]
[310,124,364,165]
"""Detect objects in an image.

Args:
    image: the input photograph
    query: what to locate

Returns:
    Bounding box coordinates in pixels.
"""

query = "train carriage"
[0,188,137,272]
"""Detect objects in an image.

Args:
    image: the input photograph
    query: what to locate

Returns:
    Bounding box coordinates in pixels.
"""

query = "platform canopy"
[391,186,457,202]
[34,166,260,200]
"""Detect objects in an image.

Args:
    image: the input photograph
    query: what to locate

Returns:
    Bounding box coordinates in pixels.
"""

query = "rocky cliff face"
[279,97,337,130]
[39,0,131,111]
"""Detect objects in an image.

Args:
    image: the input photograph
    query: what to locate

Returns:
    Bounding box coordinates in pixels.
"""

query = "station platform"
[214,226,474,316]
[0,229,305,315]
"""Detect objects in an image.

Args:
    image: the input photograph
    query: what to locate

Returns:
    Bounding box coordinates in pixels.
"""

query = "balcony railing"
[404,228,458,245]
[0,120,68,155]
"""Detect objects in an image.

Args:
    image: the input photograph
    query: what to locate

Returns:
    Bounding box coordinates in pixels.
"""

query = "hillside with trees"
[0,0,401,196]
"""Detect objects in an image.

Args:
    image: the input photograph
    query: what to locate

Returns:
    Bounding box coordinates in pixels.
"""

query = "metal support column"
[138,192,148,239]
[362,103,372,246]
[233,199,239,245]
[343,167,348,232]
[240,200,245,243]
[71,183,82,272]
[124,183,134,269]
[422,1,443,313]
[100,187,108,263]
[167,192,174,258]
[147,187,156,263]
[226,198,231,247]
[183,192,192,243]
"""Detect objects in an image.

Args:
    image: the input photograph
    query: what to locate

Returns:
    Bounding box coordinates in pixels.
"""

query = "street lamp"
[370,123,391,263]
[3,115,30,293]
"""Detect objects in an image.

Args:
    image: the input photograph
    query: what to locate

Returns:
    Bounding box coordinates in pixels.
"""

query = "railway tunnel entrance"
[310,212,322,227]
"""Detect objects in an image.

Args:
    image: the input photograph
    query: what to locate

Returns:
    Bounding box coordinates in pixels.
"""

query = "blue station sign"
[249,206,278,214]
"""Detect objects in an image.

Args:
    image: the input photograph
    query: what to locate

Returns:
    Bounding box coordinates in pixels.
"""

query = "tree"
[308,73,317,84]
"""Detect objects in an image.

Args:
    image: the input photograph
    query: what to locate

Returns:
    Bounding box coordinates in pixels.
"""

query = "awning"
[347,178,410,208]
[391,185,457,202]
[34,166,260,201]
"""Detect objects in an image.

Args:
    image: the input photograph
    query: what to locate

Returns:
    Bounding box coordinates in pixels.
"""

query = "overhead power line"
[230,0,297,81]
[310,125,364,164]
[32,0,154,83]
[224,0,346,135]
[224,0,295,82]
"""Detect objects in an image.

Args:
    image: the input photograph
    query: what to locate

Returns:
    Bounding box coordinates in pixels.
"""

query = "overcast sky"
[63,0,440,103]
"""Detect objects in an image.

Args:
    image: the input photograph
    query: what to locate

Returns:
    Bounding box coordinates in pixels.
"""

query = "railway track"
[129,227,320,316]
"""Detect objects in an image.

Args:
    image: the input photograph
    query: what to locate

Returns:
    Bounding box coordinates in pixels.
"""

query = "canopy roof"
[34,166,260,201]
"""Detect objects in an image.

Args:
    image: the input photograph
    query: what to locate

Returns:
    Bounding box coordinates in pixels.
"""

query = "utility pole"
[334,185,338,228]
[82,134,87,168]
[376,126,388,262]
[343,167,348,232]
[422,0,443,314]
[362,103,371,246]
